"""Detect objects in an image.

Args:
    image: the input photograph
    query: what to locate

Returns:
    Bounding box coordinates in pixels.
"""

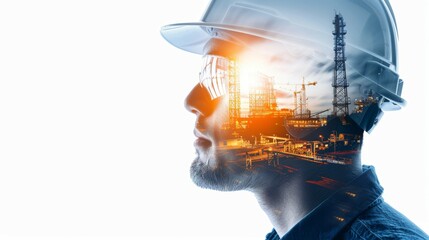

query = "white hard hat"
[161,0,405,132]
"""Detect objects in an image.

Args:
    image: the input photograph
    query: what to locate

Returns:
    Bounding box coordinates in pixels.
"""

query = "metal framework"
[332,13,350,116]
[228,59,241,130]
[249,73,276,116]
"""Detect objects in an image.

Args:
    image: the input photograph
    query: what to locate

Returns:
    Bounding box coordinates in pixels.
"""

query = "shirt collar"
[267,165,384,240]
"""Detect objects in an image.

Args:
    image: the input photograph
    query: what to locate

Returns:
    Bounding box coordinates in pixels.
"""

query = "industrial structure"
[283,78,317,118]
[227,58,241,130]
[249,73,277,117]
[217,13,366,168]
[332,13,351,116]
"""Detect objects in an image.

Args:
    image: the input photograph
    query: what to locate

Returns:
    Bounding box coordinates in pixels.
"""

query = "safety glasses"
[199,55,231,100]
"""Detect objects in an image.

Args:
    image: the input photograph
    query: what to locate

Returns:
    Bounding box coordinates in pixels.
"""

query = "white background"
[0,0,427,239]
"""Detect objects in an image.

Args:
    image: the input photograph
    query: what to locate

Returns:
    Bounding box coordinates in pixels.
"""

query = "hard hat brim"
[160,22,325,55]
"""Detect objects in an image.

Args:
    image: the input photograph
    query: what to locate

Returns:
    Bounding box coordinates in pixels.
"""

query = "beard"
[190,150,259,192]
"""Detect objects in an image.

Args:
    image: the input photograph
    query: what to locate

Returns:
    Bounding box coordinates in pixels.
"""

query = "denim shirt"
[265,165,429,240]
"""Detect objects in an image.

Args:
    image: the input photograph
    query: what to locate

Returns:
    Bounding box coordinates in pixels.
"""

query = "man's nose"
[184,84,218,117]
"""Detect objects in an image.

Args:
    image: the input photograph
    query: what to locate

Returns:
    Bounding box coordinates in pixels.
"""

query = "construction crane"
[310,108,330,117]
[281,77,317,118]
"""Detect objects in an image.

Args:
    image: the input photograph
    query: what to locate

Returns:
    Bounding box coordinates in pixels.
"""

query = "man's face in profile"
[185,72,256,191]
[183,42,370,192]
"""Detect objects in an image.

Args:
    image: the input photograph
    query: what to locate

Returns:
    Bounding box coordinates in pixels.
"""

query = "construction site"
[215,13,377,169]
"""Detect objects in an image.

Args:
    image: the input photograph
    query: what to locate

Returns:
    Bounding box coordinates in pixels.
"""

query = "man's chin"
[189,156,253,192]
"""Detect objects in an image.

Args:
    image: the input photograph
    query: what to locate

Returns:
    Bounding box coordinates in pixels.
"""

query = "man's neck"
[252,156,363,238]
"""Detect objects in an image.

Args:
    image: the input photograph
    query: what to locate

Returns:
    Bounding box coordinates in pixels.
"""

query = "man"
[161,0,429,239]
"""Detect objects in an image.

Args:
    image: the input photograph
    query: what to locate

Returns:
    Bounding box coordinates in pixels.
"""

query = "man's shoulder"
[339,199,429,240]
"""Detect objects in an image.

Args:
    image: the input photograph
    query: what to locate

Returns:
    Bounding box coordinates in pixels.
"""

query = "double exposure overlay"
[197,13,377,170]
[162,0,406,191]
[160,1,429,238]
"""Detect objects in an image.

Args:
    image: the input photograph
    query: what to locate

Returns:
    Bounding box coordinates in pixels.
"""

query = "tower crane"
[281,77,317,118]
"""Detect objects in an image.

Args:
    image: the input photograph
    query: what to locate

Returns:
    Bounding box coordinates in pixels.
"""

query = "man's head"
[161,0,404,191]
